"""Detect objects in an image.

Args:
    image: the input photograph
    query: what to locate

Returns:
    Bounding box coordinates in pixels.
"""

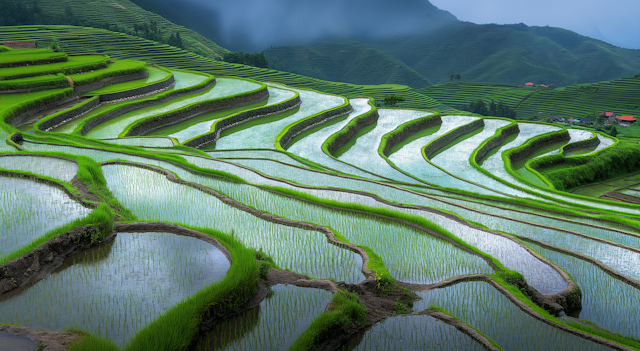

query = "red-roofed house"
[568,118,578,123]
[541,84,548,88]
[524,82,534,86]
[617,115,637,127]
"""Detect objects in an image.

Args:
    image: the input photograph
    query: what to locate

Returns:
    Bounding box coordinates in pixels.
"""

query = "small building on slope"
[2,41,37,49]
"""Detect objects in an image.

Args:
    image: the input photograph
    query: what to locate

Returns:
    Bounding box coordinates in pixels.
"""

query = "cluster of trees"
[0,1,78,26]
[384,95,406,107]
[450,73,462,81]
[223,51,269,68]
[458,99,517,118]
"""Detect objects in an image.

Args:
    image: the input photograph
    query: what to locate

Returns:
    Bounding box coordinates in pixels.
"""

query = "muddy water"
[0,232,230,346]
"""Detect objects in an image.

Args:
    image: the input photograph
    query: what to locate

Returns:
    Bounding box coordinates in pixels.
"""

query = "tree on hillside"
[458,99,516,118]
[168,31,183,49]
[450,73,462,81]
[384,95,406,107]
[610,127,618,137]
[223,51,269,68]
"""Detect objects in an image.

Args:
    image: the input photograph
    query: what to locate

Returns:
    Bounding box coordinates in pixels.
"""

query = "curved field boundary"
[183,90,302,149]
[0,169,97,209]
[323,103,380,156]
[523,131,600,189]
[122,80,268,137]
[414,117,521,198]
[379,113,443,157]
[0,54,110,80]
[469,121,640,216]
[518,236,640,291]
[413,274,634,351]
[35,96,101,132]
[73,68,148,95]
[88,69,175,102]
[422,118,484,159]
[101,160,375,280]
[0,225,115,295]
[276,89,353,150]
[75,76,215,135]
[35,68,177,132]
[472,121,520,165]
[196,157,579,306]
[378,115,517,197]
[0,53,68,69]
[0,74,70,93]
[561,131,601,156]
[3,88,76,127]
[501,128,570,189]
[418,308,503,351]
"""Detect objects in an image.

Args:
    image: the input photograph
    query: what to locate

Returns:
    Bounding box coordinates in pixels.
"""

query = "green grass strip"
[69,223,260,351]
[289,290,368,351]
[322,99,378,157]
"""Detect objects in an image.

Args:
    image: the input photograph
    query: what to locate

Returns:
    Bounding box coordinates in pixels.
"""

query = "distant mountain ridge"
[265,22,640,88]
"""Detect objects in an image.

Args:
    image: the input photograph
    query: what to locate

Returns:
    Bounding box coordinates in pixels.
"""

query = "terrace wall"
[73,70,149,95]
[80,78,215,135]
[423,118,484,159]
[36,97,101,131]
[7,92,77,126]
[474,122,520,164]
[184,95,302,149]
[562,134,601,156]
[381,114,443,156]
[326,108,380,156]
[125,86,270,137]
[278,103,353,149]
[507,129,570,163]
[97,73,175,102]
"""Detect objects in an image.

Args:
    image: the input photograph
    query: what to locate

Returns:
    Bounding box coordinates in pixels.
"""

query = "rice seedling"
[529,243,640,340]
[0,176,92,257]
[195,285,332,351]
[0,155,78,181]
[338,109,432,184]
[414,281,614,350]
[341,314,486,351]
[165,86,295,143]
[102,164,365,283]
[287,98,382,179]
[0,232,230,346]
[84,78,262,139]
[103,138,175,148]
[214,85,345,150]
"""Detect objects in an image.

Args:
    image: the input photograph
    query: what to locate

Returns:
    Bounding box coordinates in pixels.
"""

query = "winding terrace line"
[409,274,634,351]
[100,159,580,312]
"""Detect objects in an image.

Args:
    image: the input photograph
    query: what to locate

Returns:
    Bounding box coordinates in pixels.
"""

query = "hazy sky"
[429,0,640,49]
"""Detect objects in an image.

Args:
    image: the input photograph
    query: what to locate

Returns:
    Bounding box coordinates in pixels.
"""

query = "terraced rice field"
[1,37,640,351]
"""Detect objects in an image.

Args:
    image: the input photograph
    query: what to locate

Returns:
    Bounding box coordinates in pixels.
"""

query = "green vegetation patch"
[86,65,171,94]
[0,55,109,80]
[69,60,147,86]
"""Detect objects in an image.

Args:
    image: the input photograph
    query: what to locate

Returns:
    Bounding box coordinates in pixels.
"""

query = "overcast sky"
[429,0,640,49]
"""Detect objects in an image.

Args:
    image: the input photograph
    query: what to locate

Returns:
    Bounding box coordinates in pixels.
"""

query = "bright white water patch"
[215,84,345,150]
[169,87,296,143]
[85,78,262,139]
[288,98,385,180]
[339,109,431,183]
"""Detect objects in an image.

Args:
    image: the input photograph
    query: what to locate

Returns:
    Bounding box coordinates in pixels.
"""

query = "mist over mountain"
[129,0,457,51]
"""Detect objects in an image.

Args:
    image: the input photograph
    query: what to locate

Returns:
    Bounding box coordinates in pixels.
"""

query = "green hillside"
[267,38,431,89]
[265,22,640,88]
[7,0,228,60]
[0,26,440,109]
[417,75,640,126]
